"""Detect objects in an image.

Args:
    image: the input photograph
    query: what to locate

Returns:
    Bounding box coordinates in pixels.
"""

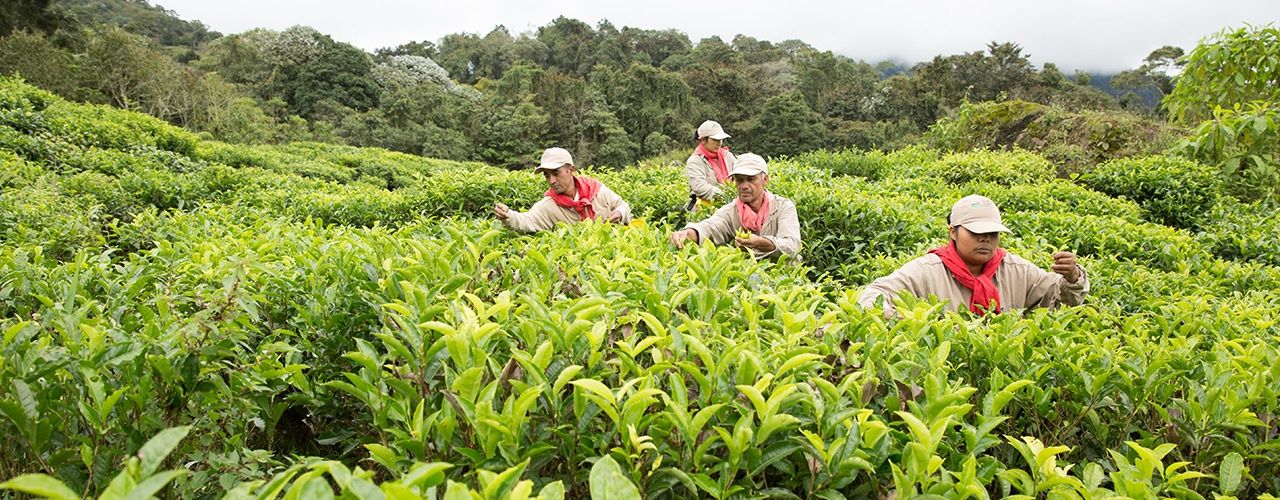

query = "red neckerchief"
[929,242,1007,315]
[737,192,771,233]
[546,176,601,221]
[695,144,730,183]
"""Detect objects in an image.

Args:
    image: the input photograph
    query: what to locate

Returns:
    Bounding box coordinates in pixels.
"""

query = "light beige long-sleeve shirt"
[857,252,1089,316]
[684,193,801,261]
[502,181,632,233]
[686,150,737,201]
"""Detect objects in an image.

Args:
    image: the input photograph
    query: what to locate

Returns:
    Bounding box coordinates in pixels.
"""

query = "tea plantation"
[1,77,1278,498]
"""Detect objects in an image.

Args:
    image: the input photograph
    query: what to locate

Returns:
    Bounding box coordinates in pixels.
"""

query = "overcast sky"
[159,0,1277,72]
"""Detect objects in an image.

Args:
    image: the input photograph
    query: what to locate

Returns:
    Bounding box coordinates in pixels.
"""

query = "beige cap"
[950,194,1010,234]
[535,147,573,171]
[697,120,731,140]
[728,153,768,177]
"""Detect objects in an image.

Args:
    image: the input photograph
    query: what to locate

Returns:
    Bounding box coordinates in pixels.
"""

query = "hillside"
[2,77,1279,497]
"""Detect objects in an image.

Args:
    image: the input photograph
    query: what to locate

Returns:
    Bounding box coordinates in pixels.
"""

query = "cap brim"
[536,162,565,171]
[709,132,730,140]
[960,221,1011,234]
[728,167,765,177]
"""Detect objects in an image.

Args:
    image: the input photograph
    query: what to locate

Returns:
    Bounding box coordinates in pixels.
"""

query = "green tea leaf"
[138,426,192,477]
[1219,452,1244,494]
[589,455,640,500]
[0,474,80,500]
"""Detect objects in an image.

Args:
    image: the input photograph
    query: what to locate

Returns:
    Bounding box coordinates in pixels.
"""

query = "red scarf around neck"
[737,192,771,233]
[546,176,601,221]
[696,144,731,183]
[928,242,1007,315]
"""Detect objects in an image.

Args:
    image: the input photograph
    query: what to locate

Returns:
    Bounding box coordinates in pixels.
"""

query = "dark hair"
[694,130,702,142]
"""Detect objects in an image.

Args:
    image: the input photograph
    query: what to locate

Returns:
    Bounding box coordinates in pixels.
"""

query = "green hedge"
[1082,156,1223,229]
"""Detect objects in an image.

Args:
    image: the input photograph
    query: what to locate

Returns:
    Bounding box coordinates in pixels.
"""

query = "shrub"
[0,148,42,188]
[1172,101,1280,201]
[1082,155,1223,229]
[792,148,891,179]
[924,100,1175,176]
[919,148,1055,186]
[1197,199,1280,267]
[0,185,106,259]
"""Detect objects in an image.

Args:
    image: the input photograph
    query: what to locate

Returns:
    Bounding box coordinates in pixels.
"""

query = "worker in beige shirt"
[858,194,1089,316]
[684,120,737,210]
[493,147,632,232]
[669,153,801,261]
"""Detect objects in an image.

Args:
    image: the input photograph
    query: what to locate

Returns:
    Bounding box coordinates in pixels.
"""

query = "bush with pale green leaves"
[3,75,1280,499]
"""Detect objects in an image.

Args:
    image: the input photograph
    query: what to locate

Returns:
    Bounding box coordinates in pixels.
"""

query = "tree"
[276,34,379,119]
[1112,45,1185,112]
[0,0,72,36]
[740,91,827,157]
[619,27,690,67]
[193,29,276,91]
[0,30,80,98]
[79,26,174,109]
[478,98,549,168]
[794,50,879,121]
[591,63,695,157]
[436,32,481,84]
[575,91,636,167]
[537,16,598,75]
[1166,25,1280,125]
[474,26,517,81]
[375,39,437,59]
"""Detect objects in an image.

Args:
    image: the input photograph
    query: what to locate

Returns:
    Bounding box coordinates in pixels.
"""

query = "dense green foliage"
[1165,25,1280,125]
[1173,101,1280,201]
[924,100,1176,175]
[2,77,1279,499]
[1,5,1130,168]
[1163,25,1280,202]
[1082,156,1223,229]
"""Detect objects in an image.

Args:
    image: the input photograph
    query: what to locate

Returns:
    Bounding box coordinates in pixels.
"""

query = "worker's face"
[950,225,1000,268]
[700,137,723,152]
[732,172,768,205]
[543,164,575,195]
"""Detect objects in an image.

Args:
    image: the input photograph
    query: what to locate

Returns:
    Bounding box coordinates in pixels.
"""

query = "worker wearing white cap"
[684,120,737,209]
[669,153,801,261]
[494,147,632,232]
[858,195,1088,316]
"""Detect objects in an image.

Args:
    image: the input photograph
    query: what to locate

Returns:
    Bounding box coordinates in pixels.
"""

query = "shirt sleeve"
[502,197,558,233]
[758,199,801,261]
[1024,263,1090,309]
[857,258,927,317]
[686,155,722,201]
[596,184,632,224]
[686,203,737,245]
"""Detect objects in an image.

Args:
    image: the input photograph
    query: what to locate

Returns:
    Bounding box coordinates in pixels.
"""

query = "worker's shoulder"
[895,253,945,273]
[769,193,797,208]
[998,252,1041,271]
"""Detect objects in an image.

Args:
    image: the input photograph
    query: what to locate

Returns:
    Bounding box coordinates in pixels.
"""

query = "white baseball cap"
[536,147,574,171]
[697,120,731,140]
[950,194,1011,234]
[728,153,768,177]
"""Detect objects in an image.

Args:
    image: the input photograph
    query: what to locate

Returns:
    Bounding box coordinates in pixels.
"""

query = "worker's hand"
[1051,252,1081,283]
[493,203,510,221]
[606,210,623,224]
[735,234,776,253]
[669,229,698,248]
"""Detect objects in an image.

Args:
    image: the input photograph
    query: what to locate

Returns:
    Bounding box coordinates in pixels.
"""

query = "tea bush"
[3,77,1280,499]
[1083,155,1224,229]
